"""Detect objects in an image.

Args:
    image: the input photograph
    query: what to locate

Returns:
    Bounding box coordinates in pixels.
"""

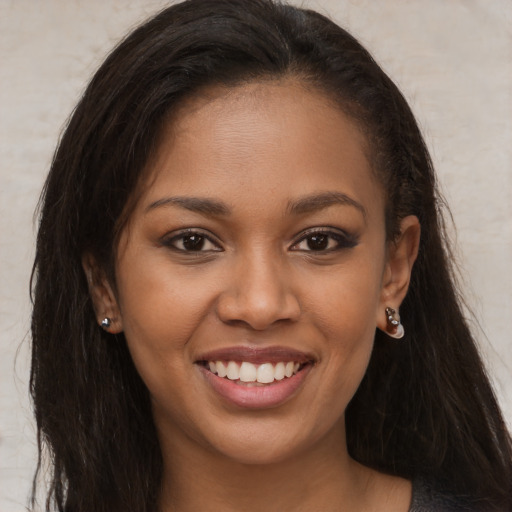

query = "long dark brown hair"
[30,1,512,510]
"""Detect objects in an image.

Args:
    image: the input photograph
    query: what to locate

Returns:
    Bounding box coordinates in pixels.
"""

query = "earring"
[385,307,404,339]
[100,317,111,330]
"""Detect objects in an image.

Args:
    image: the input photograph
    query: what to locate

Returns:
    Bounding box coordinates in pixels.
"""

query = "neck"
[158,421,380,512]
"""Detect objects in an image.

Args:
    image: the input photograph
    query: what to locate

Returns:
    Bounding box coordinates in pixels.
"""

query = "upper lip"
[195,346,315,365]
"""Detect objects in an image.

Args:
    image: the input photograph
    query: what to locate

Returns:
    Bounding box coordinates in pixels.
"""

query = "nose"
[216,252,301,330]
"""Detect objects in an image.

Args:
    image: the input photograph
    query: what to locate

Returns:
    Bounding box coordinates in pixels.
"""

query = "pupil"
[183,234,205,251]
[307,234,328,251]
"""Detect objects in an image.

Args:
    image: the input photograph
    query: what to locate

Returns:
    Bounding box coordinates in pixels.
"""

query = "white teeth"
[256,363,275,384]
[226,361,239,380]
[274,362,285,380]
[208,360,303,383]
[216,361,227,378]
[239,362,257,382]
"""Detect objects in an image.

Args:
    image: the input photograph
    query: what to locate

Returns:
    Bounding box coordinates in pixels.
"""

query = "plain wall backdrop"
[1,1,511,510]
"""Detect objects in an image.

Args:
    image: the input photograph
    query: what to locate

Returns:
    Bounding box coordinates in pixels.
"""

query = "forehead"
[136,79,384,221]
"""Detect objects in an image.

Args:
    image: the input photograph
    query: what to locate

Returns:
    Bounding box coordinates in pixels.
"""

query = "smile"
[195,346,314,408]
[207,360,302,385]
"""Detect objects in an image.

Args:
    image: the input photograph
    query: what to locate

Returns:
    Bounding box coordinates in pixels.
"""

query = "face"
[97,80,416,466]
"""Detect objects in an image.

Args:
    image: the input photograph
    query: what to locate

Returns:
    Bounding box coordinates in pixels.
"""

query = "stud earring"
[385,307,404,339]
[100,317,111,330]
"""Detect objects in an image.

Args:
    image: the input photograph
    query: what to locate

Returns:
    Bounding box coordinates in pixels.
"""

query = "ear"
[82,253,123,333]
[376,215,420,332]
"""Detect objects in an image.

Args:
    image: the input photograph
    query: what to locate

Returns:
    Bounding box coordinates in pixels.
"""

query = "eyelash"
[161,227,358,254]
[290,228,358,253]
[162,229,222,253]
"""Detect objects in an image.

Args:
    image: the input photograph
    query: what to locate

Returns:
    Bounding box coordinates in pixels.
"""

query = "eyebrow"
[145,196,231,216]
[287,191,367,221]
[145,191,366,220]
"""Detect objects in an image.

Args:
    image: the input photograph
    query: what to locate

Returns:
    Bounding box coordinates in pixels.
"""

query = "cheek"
[305,258,383,342]
[114,270,200,424]
[113,254,213,399]
[116,250,210,345]
[302,257,383,403]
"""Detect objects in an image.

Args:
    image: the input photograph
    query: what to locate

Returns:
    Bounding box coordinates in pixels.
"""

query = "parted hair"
[30,1,512,510]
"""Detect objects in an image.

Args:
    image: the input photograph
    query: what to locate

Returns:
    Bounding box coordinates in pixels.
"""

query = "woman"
[30,0,512,510]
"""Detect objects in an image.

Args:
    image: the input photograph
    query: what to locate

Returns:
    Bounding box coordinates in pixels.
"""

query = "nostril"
[215,286,301,330]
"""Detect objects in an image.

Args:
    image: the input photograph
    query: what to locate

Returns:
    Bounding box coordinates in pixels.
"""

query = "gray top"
[409,477,475,511]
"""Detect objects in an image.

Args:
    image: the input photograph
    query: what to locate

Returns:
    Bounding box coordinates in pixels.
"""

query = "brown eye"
[182,234,206,251]
[291,229,358,253]
[307,234,329,251]
[163,230,222,252]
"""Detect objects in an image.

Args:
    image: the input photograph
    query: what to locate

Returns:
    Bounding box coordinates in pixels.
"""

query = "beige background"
[1,1,511,510]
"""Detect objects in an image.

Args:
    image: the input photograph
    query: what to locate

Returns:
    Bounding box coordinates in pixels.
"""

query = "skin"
[86,79,420,511]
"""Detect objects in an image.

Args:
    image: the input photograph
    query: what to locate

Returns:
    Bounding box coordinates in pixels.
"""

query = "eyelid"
[290,226,358,252]
[161,228,223,252]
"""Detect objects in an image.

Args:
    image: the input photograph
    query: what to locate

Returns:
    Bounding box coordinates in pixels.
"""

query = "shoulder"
[409,477,481,512]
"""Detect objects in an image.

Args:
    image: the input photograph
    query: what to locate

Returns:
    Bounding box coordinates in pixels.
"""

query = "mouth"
[195,346,314,408]
[198,360,307,386]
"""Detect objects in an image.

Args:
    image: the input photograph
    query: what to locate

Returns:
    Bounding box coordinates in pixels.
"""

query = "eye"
[290,228,358,252]
[163,230,222,252]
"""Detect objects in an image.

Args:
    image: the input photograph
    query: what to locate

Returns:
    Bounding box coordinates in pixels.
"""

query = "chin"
[212,439,302,466]
[201,418,324,466]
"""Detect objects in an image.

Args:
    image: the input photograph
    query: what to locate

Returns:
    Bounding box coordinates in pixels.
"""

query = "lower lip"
[198,364,312,409]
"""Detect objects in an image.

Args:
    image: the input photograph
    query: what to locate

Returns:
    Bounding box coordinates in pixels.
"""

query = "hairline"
[108,72,387,277]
